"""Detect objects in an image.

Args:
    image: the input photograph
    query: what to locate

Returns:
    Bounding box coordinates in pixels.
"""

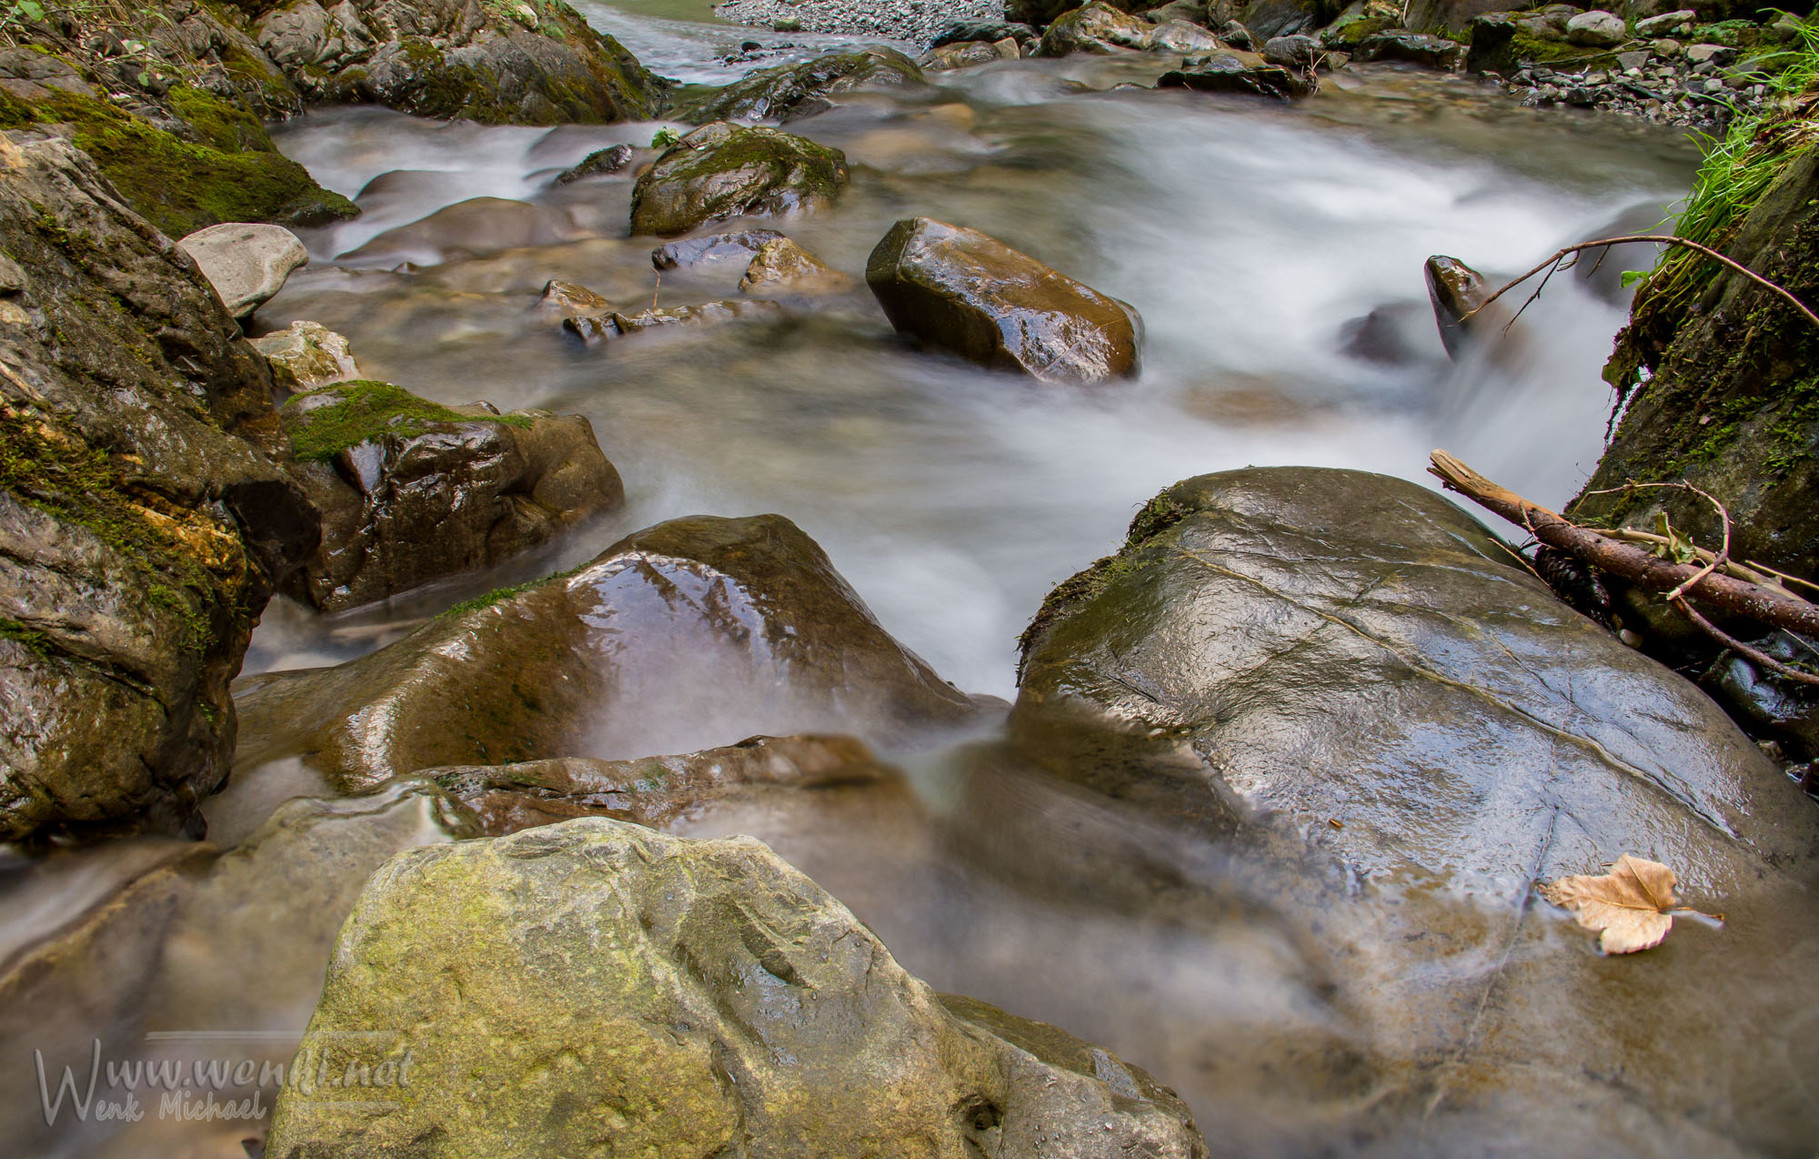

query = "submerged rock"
[177,222,308,318]
[564,297,787,342]
[865,216,1143,384]
[1159,52,1313,98]
[671,48,923,122]
[234,513,979,790]
[279,380,623,612]
[651,228,787,270]
[0,136,317,841]
[265,819,1209,1158]
[534,277,614,319]
[739,235,854,295]
[252,320,361,389]
[552,142,634,184]
[436,733,893,834]
[628,122,850,237]
[1424,253,1516,358]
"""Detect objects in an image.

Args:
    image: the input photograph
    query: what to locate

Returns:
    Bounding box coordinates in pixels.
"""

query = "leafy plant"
[650,127,682,149]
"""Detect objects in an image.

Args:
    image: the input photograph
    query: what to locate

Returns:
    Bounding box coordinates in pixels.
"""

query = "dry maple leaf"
[1539,854,1697,955]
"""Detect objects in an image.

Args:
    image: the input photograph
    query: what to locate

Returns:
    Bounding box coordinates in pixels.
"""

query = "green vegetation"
[651,126,682,149]
[0,402,221,655]
[282,381,533,464]
[440,563,583,619]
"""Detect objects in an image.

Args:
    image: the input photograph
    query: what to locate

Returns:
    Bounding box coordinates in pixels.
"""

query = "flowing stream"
[1,7,1725,1157]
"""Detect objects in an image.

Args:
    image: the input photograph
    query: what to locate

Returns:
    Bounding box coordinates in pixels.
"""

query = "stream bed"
[15,6,1803,1158]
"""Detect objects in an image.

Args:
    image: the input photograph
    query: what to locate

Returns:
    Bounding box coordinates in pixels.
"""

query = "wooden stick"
[1428,450,1819,639]
[1458,235,1819,332]
[1668,595,1819,687]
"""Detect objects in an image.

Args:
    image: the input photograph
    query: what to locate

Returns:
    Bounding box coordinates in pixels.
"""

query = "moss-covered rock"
[669,47,923,123]
[278,380,622,612]
[0,80,355,238]
[0,135,318,841]
[265,819,1208,1158]
[628,121,849,237]
[1466,10,1621,74]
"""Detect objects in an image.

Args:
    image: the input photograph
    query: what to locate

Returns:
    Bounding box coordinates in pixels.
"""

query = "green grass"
[440,563,583,618]
[281,381,532,464]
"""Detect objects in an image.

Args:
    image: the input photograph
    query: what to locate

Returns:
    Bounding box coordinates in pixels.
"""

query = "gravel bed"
[713,0,1004,47]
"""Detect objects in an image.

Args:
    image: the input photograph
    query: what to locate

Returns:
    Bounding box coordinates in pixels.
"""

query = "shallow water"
[9,11,1759,1158]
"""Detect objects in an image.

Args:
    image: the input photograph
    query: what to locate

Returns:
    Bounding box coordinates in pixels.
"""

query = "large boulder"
[865,217,1143,384]
[177,221,308,318]
[629,122,849,238]
[278,380,623,612]
[265,819,1209,1158]
[670,48,923,123]
[0,136,317,840]
[1014,466,1818,892]
[1037,2,1165,54]
[1349,29,1468,68]
[234,513,980,790]
[253,0,666,123]
[1565,8,1627,46]
[1007,466,1819,1151]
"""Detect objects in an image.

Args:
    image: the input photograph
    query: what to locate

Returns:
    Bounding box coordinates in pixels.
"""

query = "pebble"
[1499,40,1768,131]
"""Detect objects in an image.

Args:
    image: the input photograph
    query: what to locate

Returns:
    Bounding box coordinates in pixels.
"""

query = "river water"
[3,6,1734,1158]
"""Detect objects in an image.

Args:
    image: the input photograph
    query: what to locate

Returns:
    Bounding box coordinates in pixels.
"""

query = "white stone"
[177,222,308,319]
[1566,10,1626,47]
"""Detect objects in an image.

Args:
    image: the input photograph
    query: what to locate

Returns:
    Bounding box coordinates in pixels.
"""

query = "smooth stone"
[1634,8,1693,36]
[865,216,1143,384]
[650,228,788,270]
[738,235,854,295]
[1423,253,1518,359]
[1159,51,1314,99]
[177,222,309,319]
[1350,30,1468,69]
[672,48,923,122]
[434,733,895,834]
[628,122,849,238]
[251,320,359,390]
[1037,1,1161,55]
[233,513,981,790]
[535,277,614,318]
[264,819,1209,1158]
[1263,32,1321,67]
[931,19,1040,46]
[1565,9,1626,47]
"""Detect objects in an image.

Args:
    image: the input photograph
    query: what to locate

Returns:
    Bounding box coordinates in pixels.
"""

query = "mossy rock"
[12,84,355,237]
[1467,14,1619,73]
[629,122,849,237]
[668,48,923,123]
[279,380,530,464]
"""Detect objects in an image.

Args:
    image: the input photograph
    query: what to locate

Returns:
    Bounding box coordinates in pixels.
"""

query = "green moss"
[282,381,534,464]
[0,403,218,657]
[1507,31,1617,67]
[20,88,356,237]
[163,84,273,154]
[439,563,582,619]
[0,616,51,655]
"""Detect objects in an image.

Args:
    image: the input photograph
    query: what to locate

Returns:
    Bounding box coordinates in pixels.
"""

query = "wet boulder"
[670,48,923,123]
[1350,29,1468,68]
[739,235,854,295]
[233,513,980,790]
[278,380,623,612]
[1159,50,1313,97]
[435,733,894,834]
[551,142,634,184]
[1424,253,1518,358]
[651,227,787,270]
[0,137,318,841]
[533,277,614,319]
[932,19,1040,47]
[563,298,787,342]
[256,0,666,124]
[629,122,850,237]
[265,819,1209,1158]
[1014,466,1819,894]
[177,222,308,318]
[923,38,1023,70]
[865,216,1143,384]
[1037,2,1164,54]
[251,319,360,389]
[1262,32,1321,67]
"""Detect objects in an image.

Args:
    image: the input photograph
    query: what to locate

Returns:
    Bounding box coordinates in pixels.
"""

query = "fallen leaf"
[1540,854,1685,954]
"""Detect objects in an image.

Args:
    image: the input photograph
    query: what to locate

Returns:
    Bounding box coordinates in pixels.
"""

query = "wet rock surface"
[1008,466,1819,1152]
[177,222,308,318]
[564,297,788,342]
[436,733,896,834]
[671,47,924,123]
[251,0,666,123]
[1037,2,1173,55]
[1423,252,1515,359]
[0,136,317,841]
[278,380,623,612]
[629,121,850,237]
[866,216,1143,383]
[251,320,361,389]
[266,819,1209,1159]
[234,513,980,790]
[738,234,855,295]
[1159,51,1314,99]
